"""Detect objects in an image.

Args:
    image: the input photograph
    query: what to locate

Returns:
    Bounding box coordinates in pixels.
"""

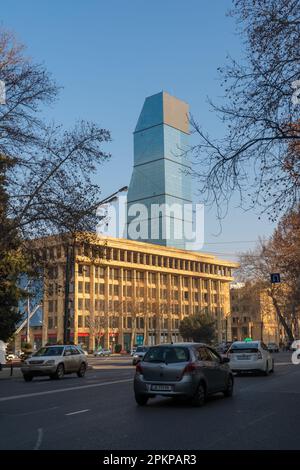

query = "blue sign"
[270,273,281,284]
[136,334,144,345]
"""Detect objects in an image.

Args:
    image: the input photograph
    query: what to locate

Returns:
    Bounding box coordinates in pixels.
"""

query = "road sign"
[270,273,281,283]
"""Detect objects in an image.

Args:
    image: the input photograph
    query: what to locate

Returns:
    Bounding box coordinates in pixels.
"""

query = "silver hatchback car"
[21,345,88,381]
[134,343,233,406]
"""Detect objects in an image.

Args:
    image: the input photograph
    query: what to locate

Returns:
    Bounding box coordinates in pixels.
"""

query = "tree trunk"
[269,292,294,342]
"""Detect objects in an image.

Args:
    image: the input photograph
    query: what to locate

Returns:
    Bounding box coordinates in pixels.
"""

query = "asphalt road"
[0,352,299,450]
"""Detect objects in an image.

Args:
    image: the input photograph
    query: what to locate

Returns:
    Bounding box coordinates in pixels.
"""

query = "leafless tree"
[189,0,300,221]
[238,206,300,340]
[0,28,111,338]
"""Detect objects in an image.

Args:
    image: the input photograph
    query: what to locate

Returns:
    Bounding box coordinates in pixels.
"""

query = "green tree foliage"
[179,313,216,344]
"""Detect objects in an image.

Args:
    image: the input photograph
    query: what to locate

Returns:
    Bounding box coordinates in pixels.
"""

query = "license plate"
[237,355,250,360]
[151,384,173,391]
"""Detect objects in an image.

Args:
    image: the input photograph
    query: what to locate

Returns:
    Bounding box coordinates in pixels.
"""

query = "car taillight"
[136,363,143,375]
[182,362,197,376]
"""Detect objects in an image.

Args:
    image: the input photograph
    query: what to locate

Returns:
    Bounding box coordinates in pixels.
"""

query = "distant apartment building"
[34,234,237,351]
[230,282,284,343]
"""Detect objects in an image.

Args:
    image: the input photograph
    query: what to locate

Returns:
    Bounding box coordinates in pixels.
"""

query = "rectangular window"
[78,264,84,275]
[85,282,90,294]
[126,286,132,297]
[78,298,83,310]
[78,281,83,293]
[78,316,83,328]
[85,299,90,311]
[48,284,54,296]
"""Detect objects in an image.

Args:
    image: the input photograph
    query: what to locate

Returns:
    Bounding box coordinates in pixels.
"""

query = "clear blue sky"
[1,0,276,260]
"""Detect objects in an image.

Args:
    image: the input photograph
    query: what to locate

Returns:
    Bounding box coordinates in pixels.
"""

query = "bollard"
[10,362,13,376]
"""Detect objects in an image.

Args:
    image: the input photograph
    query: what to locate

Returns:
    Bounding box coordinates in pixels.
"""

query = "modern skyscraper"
[127,91,192,249]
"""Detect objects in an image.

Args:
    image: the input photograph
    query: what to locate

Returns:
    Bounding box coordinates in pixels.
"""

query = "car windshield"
[144,346,190,364]
[230,342,259,353]
[33,346,64,357]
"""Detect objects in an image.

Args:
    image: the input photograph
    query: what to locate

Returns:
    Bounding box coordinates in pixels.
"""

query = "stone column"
[167,273,172,342]
[73,257,78,346]
[89,264,95,352]
[119,268,124,349]
[156,272,161,344]
[104,266,110,349]
[57,265,64,343]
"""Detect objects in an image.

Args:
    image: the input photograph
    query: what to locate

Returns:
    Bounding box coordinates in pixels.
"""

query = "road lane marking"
[66,409,90,416]
[34,428,43,450]
[0,378,132,403]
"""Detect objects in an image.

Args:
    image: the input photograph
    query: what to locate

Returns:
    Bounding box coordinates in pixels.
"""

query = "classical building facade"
[40,235,237,351]
[230,282,284,343]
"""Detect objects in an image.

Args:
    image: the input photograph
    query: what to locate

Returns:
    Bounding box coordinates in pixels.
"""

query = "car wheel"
[77,362,86,378]
[23,374,33,382]
[223,375,234,397]
[54,363,64,379]
[135,394,149,406]
[270,359,275,373]
[191,383,206,407]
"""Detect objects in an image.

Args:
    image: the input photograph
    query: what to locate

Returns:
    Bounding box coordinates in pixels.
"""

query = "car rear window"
[230,342,259,353]
[33,346,64,357]
[144,346,190,364]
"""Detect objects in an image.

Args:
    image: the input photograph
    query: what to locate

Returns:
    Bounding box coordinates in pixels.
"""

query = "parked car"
[94,348,112,357]
[132,346,149,365]
[134,343,233,406]
[267,342,279,353]
[21,345,88,381]
[227,341,274,375]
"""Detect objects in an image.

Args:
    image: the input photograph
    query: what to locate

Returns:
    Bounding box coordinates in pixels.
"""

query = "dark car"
[132,346,149,365]
[134,343,233,406]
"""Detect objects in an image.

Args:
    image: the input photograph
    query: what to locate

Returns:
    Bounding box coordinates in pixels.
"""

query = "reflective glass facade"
[127,91,192,249]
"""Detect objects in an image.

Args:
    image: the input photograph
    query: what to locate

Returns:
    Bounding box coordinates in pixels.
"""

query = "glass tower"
[127,91,192,249]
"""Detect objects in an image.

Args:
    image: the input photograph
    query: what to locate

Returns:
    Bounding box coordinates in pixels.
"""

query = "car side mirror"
[221,356,230,364]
